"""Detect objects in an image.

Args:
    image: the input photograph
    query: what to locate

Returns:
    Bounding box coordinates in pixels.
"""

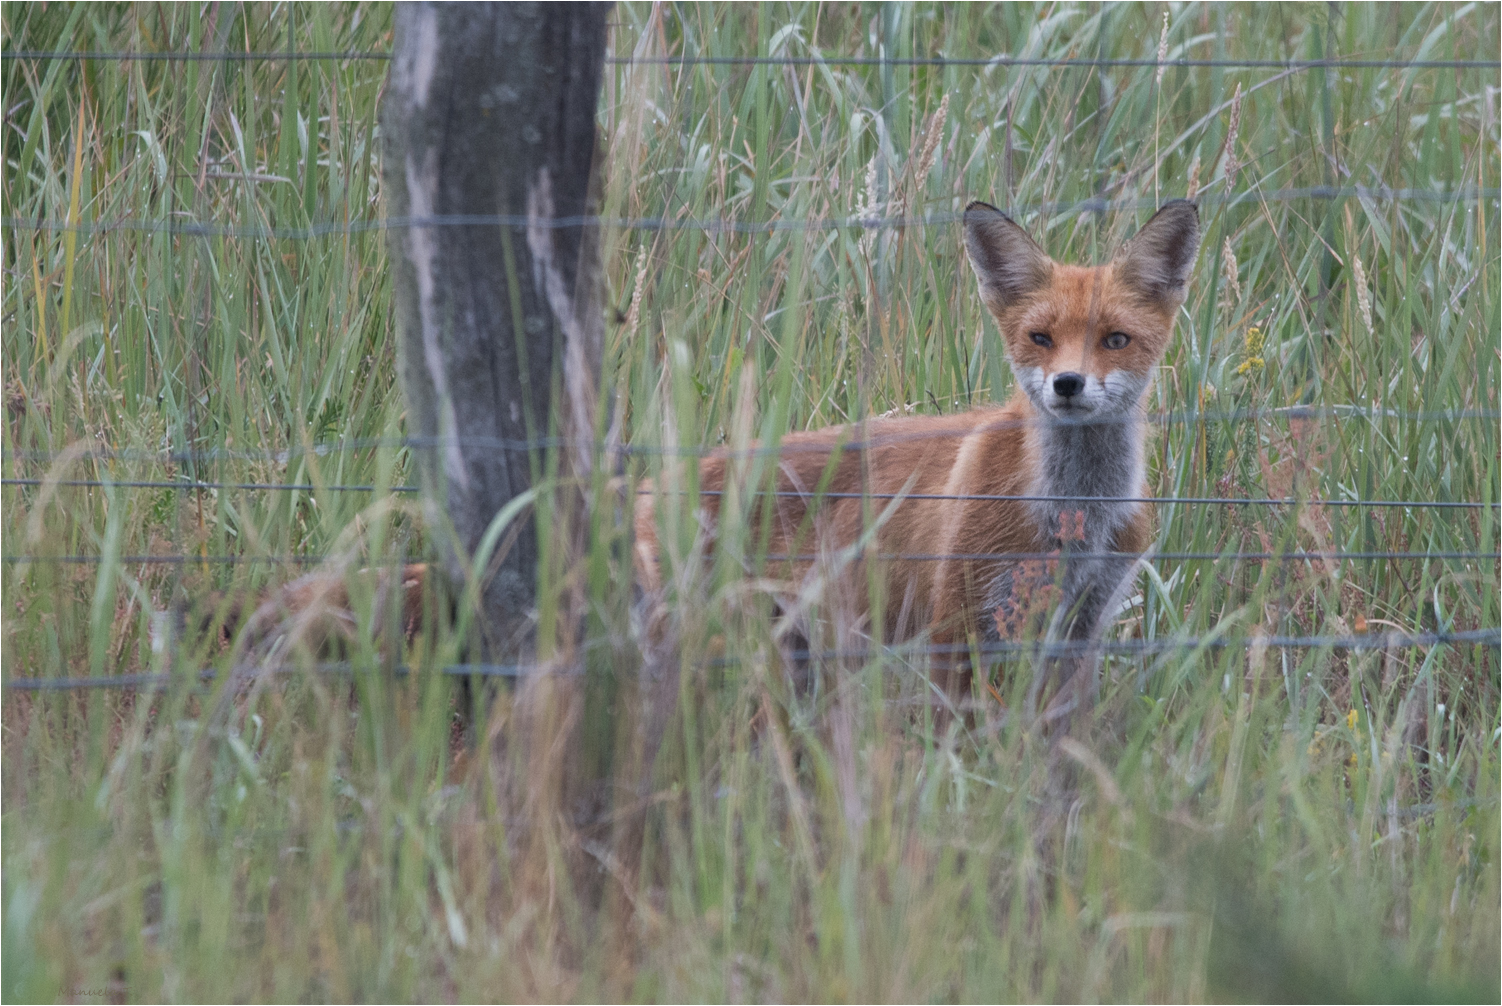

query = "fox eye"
[1103,332,1131,350]
[1030,332,1053,348]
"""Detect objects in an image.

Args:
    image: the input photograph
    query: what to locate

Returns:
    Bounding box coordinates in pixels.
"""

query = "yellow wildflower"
[1234,326,1266,376]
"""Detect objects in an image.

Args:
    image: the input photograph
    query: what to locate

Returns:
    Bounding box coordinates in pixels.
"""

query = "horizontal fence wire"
[679,489,1499,509]
[762,551,1499,563]
[2,50,1498,69]
[2,550,1496,567]
[6,627,1499,693]
[3,555,329,566]
[0,478,418,493]
[3,664,527,691]
[777,627,1502,661]
[1,479,1494,510]
[6,186,1499,239]
[7,407,1496,508]
[4,407,1498,465]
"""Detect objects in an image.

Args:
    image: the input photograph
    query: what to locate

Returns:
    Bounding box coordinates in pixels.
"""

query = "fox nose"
[1052,372,1085,398]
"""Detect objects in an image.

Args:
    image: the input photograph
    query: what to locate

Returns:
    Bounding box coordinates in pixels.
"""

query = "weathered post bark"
[382,2,609,656]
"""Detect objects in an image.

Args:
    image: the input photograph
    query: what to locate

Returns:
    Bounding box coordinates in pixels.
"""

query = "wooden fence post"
[382,2,610,656]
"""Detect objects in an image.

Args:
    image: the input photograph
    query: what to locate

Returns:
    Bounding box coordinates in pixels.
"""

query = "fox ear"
[1113,199,1200,307]
[964,201,1053,314]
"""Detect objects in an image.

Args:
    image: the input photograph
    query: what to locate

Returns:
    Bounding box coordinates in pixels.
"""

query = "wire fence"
[3,554,331,566]
[681,489,1500,509]
[6,183,1499,239]
[2,45,1497,241]
[6,426,1493,628]
[3,49,1498,70]
[2,550,1496,568]
[767,551,1500,563]
[0,478,419,493]
[4,406,1499,465]
[5,407,1498,559]
[4,42,1496,694]
[5,39,1495,251]
[5,627,1498,693]
[3,476,1495,511]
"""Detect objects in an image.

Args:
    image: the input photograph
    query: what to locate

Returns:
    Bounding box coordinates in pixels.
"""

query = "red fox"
[214,201,1197,716]
[635,200,1200,709]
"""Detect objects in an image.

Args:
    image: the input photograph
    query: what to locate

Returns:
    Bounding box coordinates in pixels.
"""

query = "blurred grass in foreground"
[3,3,1498,1001]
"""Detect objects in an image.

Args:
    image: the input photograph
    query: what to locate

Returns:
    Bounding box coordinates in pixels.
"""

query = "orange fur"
[205,563,429,657]
[216,204,1197,706]
[634,200,1200,700]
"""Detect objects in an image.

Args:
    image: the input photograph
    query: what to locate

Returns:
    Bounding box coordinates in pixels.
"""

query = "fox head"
[964,200,1200,422]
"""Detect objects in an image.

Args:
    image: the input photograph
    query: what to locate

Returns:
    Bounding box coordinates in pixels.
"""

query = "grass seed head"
[913,92,949,197]
[1353,255,1373,334]
[858,154,880,257]
[1222,237,1241,303]
[625,243,649,341]
[1223,83,1244,192]
[1156,12,1171,85]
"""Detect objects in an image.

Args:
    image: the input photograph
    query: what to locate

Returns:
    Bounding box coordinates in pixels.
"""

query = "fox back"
[635,201,1200,674]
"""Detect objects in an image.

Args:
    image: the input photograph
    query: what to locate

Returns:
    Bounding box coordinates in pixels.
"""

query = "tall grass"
[3,3,1498,1001]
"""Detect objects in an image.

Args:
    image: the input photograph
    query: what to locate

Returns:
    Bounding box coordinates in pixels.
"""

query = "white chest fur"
[1026,411,1145,550]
